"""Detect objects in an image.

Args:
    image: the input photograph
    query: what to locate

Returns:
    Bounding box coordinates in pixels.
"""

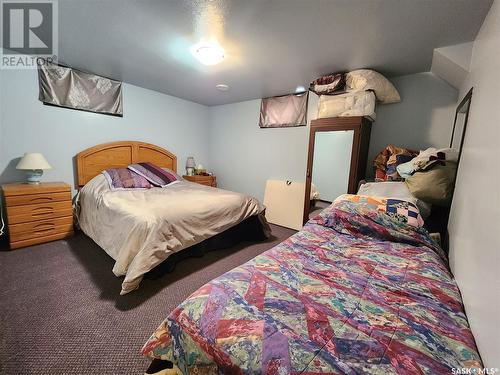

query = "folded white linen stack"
[315,69,401,120]
[317,90,377,120]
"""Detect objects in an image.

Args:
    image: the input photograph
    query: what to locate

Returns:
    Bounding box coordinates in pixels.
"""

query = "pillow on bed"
[405,161,457,206]
[357,181,432,218]
[162,168,184,181]
[128,162,179,187]
[102,168,153,191]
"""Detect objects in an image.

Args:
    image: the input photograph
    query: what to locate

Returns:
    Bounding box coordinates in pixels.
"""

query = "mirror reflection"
[308,130,354,219]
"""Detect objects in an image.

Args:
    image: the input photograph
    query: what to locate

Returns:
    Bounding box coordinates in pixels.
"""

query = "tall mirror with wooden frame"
[303,116,372,224]
[450,88,473,169]
[424,88,472,250]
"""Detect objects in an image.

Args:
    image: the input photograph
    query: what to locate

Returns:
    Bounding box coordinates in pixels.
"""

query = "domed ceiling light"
[192,43,225,65]
[216,84,229,91]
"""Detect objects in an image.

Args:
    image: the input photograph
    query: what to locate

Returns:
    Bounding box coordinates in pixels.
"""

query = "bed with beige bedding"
[75,141,268,295]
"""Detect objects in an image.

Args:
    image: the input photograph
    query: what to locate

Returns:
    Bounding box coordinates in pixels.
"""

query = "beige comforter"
[78,175,267,295]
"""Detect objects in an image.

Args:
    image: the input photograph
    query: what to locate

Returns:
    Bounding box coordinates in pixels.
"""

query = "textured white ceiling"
[58,0,492,106]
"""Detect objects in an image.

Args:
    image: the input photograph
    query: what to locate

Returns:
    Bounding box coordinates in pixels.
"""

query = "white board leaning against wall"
[263,180,305,230]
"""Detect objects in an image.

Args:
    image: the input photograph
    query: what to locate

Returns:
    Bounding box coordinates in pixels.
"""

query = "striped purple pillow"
[102,168,152,191]
[127,162,179,187]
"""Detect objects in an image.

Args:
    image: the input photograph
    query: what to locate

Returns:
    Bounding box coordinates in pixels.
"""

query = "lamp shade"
[16,153,52,170]
[186,156,196,168]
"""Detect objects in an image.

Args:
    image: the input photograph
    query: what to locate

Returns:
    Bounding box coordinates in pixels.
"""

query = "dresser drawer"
[184,175,217,187]
[9,216,74,242]
[7,201,73,224]
[5,191,71,207]
[10,231,74,250]
[196,178,214,186]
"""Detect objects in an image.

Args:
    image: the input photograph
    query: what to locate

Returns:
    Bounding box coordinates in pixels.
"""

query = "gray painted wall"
[207,94,319,202]
[447,0,500,366]
[367,72,458,175]
[0,69,210,191]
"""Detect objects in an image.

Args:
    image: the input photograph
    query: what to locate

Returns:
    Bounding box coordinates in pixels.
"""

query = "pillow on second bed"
[128,162,180,187]
[405,161,457,206]
[358,181,432,218]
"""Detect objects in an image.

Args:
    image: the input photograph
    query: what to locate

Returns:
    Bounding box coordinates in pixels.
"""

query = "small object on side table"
[1,182,74,250]
[186,156,196,176]
[183,174,217,187]
[195,164,206,175]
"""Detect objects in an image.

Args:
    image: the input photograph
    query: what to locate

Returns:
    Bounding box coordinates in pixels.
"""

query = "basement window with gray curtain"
[259,92,308,128]
[38,62,123,116]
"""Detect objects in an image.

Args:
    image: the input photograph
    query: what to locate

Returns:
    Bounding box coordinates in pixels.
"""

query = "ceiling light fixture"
[192,43,225,66]
[295,85,306,93]
[216,84,229,91]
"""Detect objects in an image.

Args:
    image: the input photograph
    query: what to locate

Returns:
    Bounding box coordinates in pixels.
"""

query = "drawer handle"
[32,206,55,216]
[33,223,55,234]
[30,197,54,203]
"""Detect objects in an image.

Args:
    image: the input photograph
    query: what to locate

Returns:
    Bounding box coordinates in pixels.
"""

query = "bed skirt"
[145,214,270,279]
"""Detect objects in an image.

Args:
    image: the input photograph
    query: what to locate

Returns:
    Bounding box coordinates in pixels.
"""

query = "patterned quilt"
[142,195,482,374]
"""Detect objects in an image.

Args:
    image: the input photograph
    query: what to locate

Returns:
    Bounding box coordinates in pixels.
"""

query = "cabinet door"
[311,130,354,202]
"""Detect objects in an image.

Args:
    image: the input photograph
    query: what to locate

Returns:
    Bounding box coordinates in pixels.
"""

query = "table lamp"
[16,153,52,184]
[186,156,196,176]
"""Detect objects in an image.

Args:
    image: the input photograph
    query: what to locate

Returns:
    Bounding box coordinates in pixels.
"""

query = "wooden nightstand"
[183,175,217,187]
[1,182,74,249]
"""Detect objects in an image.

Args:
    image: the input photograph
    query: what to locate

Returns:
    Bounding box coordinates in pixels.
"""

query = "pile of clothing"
[310,69,401,120]
[373,145,459,206]
[397,147,458,179]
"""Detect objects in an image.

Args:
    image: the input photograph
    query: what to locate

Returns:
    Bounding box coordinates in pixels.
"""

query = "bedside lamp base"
[26,169,44,184]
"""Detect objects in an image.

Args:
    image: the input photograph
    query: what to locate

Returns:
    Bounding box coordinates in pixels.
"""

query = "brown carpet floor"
[0,224,295,375]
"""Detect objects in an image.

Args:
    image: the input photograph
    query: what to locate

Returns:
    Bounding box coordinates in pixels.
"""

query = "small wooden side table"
[1,182,74,249]
[182,175,217,187]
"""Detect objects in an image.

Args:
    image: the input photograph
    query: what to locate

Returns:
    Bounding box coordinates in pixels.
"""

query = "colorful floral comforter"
[142,195,482,374]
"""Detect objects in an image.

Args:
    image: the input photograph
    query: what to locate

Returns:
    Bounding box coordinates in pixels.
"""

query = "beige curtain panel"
[259,92,308,128]
[38,63,123,116]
